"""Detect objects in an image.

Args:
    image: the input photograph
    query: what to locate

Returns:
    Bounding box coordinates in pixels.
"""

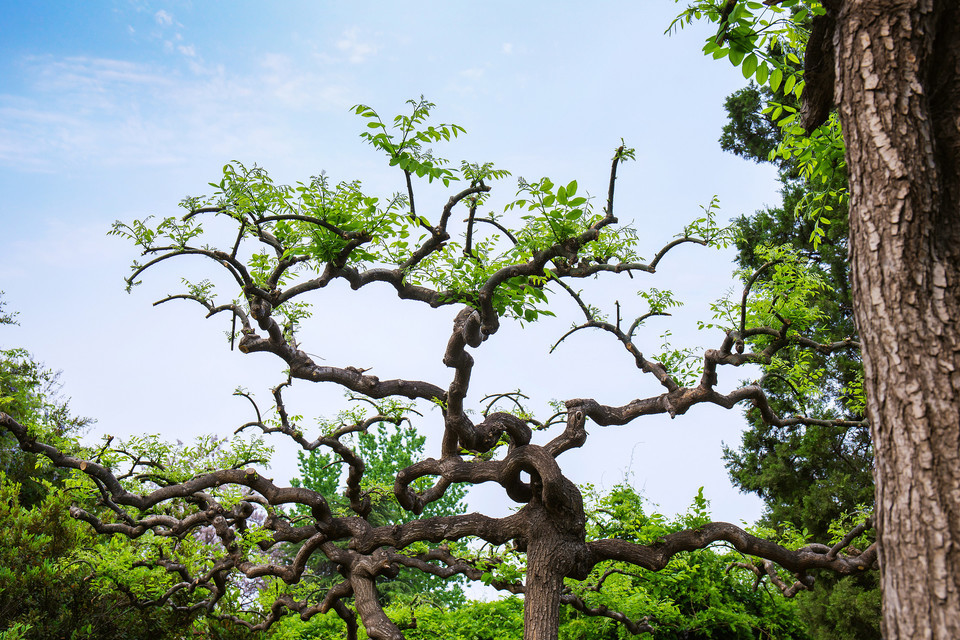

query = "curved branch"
[587,521,877,577]
[128,247,255,294]
[470,217,519,245]
[560,593,654,635]
[555,236,708,279]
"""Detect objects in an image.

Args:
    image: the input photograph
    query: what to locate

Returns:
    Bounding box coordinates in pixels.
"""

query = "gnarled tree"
[0,99,876,640]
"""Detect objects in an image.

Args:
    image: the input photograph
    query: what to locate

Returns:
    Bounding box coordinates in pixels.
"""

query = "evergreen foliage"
[696,9,881,636]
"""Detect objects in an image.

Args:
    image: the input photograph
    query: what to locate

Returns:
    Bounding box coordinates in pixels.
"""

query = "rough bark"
[513,457,591,640]
[523,533,567,640]
[828,1,960,637]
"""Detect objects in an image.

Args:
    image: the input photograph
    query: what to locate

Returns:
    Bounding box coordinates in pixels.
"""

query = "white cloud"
[256,52,351,109]
[154,9,173,26]
[502,43,513,54]
[0,53,353,172]
[335,28,378,64]
[36,56,171,87]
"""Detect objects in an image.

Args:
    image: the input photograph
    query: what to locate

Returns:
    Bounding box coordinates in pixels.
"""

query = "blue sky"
[0,1,781,523]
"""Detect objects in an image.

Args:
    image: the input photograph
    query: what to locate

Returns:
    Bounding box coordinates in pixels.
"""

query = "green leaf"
[770,68,783,92]
[556,185,567,205]
[742,53,758,79]
[784,74,797,95]
[755,61,769,85]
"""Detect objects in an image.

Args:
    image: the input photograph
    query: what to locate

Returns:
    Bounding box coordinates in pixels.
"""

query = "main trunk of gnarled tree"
[517,478,591,640]
[833,1,960,638]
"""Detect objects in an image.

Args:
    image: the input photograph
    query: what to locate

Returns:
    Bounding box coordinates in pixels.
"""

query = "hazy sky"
[0,1,782,523]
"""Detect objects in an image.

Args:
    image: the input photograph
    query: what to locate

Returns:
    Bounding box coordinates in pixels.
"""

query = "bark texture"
[514,461,591,640]
[831,1,960,637]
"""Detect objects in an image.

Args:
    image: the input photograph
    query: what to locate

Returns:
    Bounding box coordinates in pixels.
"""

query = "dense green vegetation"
[718,84,879,640]
[719,84,870,540]
[0,296,195,639]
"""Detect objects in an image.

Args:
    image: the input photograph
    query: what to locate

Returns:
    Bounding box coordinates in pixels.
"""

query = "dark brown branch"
[555,237,708,280]
[128,247,255,293]
[182,205,225,220]
[401,184,491,273]
[605,145,625,220]
[560,593,654,635]
[470,217,519,245]
[588,521,877,577]
[464,198,479,259]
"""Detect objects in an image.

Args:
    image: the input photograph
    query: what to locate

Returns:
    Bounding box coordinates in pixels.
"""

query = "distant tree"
[0,100,876,640]
[718,83,879,640]
[0,295,209,640]
[719,84,869,540]
[291,419,468,607]
[0,474,213,640]
[0,294,93,508]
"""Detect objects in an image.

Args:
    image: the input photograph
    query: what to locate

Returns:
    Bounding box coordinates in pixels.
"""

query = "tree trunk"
[523,531,569,640]
[517,478,590,640]
[834,1,960,637]
[523,554,564,639]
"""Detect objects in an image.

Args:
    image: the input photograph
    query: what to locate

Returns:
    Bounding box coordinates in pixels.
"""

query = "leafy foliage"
[671,1,848,250]
[705,31,869,543]
[562,483,809,639]
[0,300,215,639]
[0,473,209,640]
[0,298,93,508]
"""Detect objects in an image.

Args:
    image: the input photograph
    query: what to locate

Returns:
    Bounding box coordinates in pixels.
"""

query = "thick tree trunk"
[523,537,566,640]
[833,1,960,637]
[517,477,590,640]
